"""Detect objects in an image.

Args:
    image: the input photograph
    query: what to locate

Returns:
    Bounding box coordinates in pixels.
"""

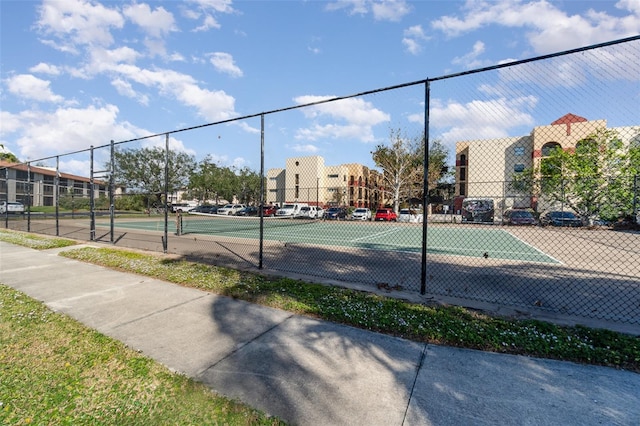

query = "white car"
[351,208,371,221]
[0,201,25,214]
[276,203,308,217]
[297,206,324,218]
[398,209,423,223]
[217,204,246,215]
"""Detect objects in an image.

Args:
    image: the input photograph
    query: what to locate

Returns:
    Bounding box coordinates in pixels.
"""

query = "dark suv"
[323,207,347,220]
[503,209,537,226]
[540,211,582,227]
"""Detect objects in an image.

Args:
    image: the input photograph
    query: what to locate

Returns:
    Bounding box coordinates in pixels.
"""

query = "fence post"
[163,133,169,253]
[259,114,265,269]
[634,174,638,225]
[420,80,431,295]
[27,163,31,232]
[109,140,115,244]
[90,146,95,241]
[55,157,60,236]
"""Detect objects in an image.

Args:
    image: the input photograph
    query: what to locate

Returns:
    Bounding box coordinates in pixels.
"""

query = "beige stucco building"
[266,156,386,208]
[455,113,639,214]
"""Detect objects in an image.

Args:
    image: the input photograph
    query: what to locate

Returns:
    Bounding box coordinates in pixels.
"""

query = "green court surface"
[102,216,559,264]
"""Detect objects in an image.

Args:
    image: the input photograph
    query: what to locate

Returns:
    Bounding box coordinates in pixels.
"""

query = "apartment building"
[266,156,386,208]
[455,113,639,214]
[0,160,108,206]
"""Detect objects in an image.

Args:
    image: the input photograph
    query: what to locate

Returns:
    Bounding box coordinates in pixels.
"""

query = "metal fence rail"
[2,36,639,325]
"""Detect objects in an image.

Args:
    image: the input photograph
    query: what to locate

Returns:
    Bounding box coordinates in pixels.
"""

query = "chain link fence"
[2,37,639,326]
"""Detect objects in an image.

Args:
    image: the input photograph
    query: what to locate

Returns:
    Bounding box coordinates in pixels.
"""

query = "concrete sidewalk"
[1,241,638,425]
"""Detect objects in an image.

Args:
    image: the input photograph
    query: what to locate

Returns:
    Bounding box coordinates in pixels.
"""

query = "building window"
[514,164,525,173]
[295,186,299,199]
[459,167,466,181]
[295,174,299,185]
[514,147,525,156]
[459,183,466,196]
[327,174,338,178]
[541,142,562,157]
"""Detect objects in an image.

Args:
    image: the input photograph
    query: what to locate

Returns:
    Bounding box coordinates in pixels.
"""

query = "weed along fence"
[2,37,639,326]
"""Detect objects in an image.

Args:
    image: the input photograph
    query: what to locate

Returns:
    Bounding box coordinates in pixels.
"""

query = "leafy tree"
[189,157,262,205]
[371,128,450,212]
[0,150,19,163]
[236,167,262,205]
[413,137,452,204]
[371,128,421,212]
[110,147,196,205]
[510,128,639,222]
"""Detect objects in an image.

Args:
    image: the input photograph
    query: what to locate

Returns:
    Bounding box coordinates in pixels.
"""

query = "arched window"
[541,142,562,157]
[575,138,597,154]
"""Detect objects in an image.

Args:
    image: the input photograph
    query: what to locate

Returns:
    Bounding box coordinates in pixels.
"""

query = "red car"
[374,208,397,221]
[262,205,277,217]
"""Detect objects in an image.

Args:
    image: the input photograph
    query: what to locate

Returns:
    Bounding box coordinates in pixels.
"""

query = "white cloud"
[111,78,149,105]
[193,14,221,31]
[184,0,236,31]
[496,41,640,88]
[426,96,537,150]
[209,52,243,77]
[371,0,412,22]
[5,74,64,103]
[9,104,139,161]
[291,144,320,153]
[36,0,124,51]
[431,0,640,54]
[452,40,489,69]
[402,25,429,55]
[325,0,369,16]
[29,63,61,75]
[326,0,411,21]
[122,3,177,39]
[293,95,390,142]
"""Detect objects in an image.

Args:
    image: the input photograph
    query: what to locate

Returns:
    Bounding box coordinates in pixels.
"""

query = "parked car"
[171,202,198,213]
[235,206,259,216]
[540,211,582,227]
[351,208,372,221]
[503,209,537,226]
[297,205,323,219]
[276,203,308,217]
[375,208,397,222]
[217,204,246,215]
[323,207,347,220]
[397,209,423,223]
[189,205,218,214]
[0,201,25,214]
[262,205,277,217]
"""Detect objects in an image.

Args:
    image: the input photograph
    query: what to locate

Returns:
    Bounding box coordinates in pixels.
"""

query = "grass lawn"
[0,284,285,425]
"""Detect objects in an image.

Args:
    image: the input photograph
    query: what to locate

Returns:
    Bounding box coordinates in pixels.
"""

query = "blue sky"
[1,0,639,176]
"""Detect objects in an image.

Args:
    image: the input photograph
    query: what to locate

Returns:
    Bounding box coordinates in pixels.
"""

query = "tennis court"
[102,215,560,264]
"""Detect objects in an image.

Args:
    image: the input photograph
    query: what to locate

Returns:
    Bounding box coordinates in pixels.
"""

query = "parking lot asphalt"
[1,241,639,425]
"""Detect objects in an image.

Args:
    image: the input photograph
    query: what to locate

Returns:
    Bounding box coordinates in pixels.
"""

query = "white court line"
[349,227,404,242]
[501,229,564,264]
